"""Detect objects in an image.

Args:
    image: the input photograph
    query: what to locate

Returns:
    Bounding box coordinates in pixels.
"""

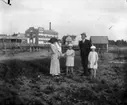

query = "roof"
[90,36,108,44]
[0,36,27,40]
[0,34,7,36]
[66,36,72,41]
[43,30,58,35]
[25,27,38,34]
[26,27,58,35]
[17,33,25,37]
[68,35,76,40]
[0,34,7,38]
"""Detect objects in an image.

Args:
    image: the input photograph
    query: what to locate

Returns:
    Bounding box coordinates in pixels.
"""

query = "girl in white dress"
[64,44,75,75]
[49,38,61,76]
[88,45,98,79]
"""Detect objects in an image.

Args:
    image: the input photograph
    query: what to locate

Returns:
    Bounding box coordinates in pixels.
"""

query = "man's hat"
[81,32,87,37]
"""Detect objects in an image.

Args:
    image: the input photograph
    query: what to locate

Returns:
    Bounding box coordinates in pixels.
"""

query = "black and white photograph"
[0,0,127,105]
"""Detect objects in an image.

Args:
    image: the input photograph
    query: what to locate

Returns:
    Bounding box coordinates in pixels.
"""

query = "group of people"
[48,32,98,79]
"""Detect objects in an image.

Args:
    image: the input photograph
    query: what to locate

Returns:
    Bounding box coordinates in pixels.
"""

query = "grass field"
[0,47,127,105]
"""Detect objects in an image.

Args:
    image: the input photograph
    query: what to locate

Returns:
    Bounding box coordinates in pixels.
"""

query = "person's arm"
[62,52,66,57]
[88,40,92,53]
[63,50,68,57]
[96,52,99,62]
[71,50,75,57]
[78,41,82,57]
[56,42,61,53]
[94,52,98,65]
[73,50,75,57]
[50,44,56,54]
[78,41,81,50]
[88,52,91,63]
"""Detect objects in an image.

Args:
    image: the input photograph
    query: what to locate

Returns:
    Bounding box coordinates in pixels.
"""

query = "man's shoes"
[80,73,87,76]
[80,73,84,76]
[80,73,89,76]
[85,73,90,76]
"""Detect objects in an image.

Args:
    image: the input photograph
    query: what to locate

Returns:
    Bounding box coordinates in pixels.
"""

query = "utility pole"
[8,0,11,5]
[1,0,11,5]
[29,30,33,52]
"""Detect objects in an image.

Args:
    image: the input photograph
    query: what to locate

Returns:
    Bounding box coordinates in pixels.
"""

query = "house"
[65,36,72,45]
[90,36,109,52]
[0,34,7,49]
[0,34,27,49]
[17,33,27,44]
[62,35,76,45]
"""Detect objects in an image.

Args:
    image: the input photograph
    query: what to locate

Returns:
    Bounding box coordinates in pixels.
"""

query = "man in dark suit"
[78,33,92,76]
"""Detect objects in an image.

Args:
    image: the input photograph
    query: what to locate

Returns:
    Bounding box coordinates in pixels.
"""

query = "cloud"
[84,0,127,13]
[111,18,127,40]
[0,0,127,40]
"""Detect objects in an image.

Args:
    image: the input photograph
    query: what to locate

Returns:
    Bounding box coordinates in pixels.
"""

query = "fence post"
[29,44,32,52]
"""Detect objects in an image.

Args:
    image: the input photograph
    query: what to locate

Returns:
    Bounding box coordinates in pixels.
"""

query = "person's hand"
[61,53,65,57]
[62,53,65,57]
[88,62,91,65]
[58,55,60,59]
[70,53,73,56]
[94,62,97,65]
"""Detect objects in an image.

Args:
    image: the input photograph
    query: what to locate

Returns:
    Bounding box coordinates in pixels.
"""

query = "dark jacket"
[78,39,91,58]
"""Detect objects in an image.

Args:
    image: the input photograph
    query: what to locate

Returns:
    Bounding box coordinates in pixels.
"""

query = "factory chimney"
[49,22,51,30]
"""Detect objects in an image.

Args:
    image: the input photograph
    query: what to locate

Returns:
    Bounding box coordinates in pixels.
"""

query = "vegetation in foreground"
[0,51,127,105]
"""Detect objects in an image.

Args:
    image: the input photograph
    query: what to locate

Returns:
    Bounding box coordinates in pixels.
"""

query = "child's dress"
[65,49,75,67]
[88,51,98,69]
[50,44,60,75]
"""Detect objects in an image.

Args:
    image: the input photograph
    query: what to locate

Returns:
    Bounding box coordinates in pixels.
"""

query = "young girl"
[64,44,75,75]
[88,45,98,79]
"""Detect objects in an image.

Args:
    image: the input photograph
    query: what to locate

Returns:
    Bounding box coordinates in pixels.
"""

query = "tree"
[109,40,116,45]
[61,36,67,45]
[109,39,127,46]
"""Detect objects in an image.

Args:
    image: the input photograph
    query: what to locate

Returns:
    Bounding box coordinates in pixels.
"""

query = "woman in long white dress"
[49,38,61,76]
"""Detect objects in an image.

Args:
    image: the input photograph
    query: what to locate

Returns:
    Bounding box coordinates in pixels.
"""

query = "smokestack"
[49,22,51,30]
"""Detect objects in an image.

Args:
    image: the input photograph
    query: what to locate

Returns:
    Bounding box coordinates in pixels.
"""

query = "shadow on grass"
[0,58,51,80]
[0,56,81,80]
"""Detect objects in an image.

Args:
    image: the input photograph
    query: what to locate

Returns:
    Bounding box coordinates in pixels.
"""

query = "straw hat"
[81,32,87,37]
[68,43,73,47]
[90,45,96,49]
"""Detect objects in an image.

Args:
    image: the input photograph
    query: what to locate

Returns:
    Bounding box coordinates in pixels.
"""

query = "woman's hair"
[48,38,58,44]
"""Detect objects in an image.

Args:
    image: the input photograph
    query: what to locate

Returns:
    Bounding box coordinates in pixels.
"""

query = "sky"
[0,0,127,42]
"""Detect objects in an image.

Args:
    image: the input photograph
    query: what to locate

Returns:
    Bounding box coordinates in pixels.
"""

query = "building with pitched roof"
[90,36,109,52]
[62,35,76,45]
[0,34,7,38]
[0,33,27,49]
